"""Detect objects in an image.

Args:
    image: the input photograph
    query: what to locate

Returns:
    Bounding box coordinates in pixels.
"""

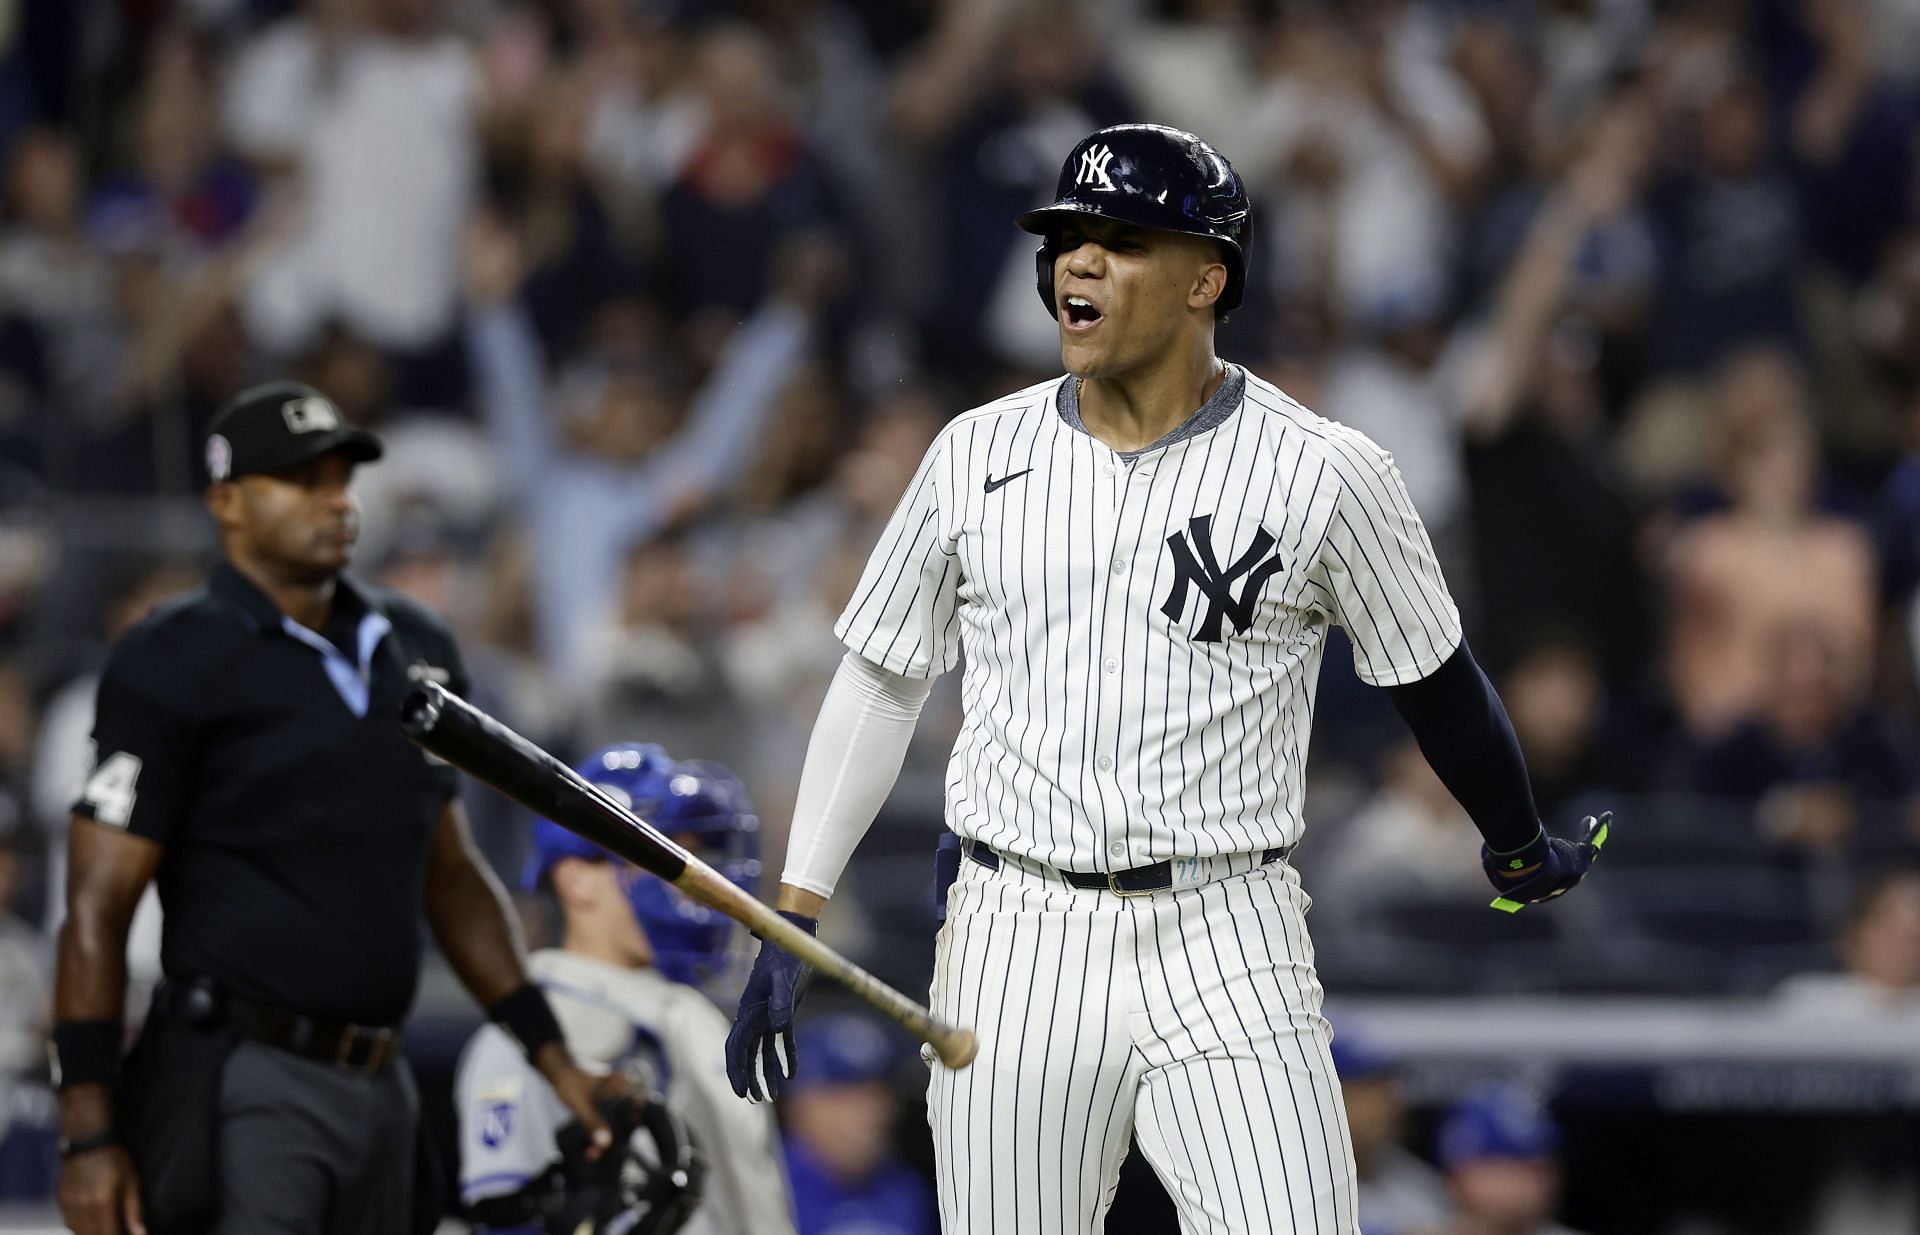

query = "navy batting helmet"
[1016,123,1253,319]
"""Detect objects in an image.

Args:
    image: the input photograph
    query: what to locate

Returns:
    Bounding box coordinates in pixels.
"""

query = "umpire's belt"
[154,978,403,1075]
[963,839,1290,895]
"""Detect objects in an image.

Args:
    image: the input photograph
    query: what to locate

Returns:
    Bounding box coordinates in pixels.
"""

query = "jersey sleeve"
[72,640,198,841]
[1309,433,1462,687]
[455,1025,565,1207]
[833,432,962,679]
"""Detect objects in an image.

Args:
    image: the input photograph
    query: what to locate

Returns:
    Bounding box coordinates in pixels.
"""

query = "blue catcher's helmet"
[524,745,762,988]
[521,744,674,891]
[627,758,761,987]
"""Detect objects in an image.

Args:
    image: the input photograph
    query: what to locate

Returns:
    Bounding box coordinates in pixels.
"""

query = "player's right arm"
[773,652,937,919]
[55,635,197,1235]
[725,650,935,1102]
[728,424,961,1101]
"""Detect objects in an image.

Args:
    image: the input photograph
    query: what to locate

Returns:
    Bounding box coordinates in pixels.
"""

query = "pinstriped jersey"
[834,365,1462,872]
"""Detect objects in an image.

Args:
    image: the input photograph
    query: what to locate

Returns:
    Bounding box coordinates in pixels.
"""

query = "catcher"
[456,745,795,1235]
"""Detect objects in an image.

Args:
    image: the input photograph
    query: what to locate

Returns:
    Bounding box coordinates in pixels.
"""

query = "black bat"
[398,681,977,1069]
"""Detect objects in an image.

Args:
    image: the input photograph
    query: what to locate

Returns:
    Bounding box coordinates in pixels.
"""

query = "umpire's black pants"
[210,1040,418,1235]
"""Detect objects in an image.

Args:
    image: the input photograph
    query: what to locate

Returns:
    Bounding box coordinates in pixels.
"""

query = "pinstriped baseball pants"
[926,852,1358,1234]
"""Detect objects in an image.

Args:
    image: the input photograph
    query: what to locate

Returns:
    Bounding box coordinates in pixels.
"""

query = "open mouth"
[1062,295,1104,330]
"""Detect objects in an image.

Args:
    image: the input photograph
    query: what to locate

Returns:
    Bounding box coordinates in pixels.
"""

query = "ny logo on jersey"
[1076,144,1117,191]
[1160,515,1287,642]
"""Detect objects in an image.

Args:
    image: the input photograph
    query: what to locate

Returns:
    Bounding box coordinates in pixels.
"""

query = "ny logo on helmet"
[1160,515,1287,642]
[1076,144,1117,192]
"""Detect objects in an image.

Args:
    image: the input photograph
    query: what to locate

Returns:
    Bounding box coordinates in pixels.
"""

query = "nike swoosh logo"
[984,469,1033,494]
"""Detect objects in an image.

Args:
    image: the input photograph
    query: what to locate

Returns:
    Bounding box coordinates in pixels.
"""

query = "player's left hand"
[535,1043,644,1159]
[1482,812,1612,912]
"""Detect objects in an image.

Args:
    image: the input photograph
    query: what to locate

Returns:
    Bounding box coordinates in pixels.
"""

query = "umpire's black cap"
[204,381,383,483]
[1017,123,1253,319]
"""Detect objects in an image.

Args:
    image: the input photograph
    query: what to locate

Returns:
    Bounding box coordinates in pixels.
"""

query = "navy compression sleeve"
[1384,639,1542,853]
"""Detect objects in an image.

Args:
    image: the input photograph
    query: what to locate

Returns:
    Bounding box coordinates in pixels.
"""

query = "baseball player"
[726,124,1611,1233]
[458,746,796,1235]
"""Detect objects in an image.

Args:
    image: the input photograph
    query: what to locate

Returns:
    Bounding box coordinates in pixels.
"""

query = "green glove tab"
[1485,812,1613,912]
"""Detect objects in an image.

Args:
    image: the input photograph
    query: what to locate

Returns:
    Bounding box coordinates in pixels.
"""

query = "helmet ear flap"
[1033,241,1059,319]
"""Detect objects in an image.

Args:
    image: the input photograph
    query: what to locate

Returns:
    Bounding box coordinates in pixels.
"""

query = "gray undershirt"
[1055,363,1247,460]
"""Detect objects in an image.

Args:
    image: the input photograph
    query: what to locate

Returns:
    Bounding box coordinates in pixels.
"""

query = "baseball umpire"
[725,124,1612,1233]
[52,382,623,1235]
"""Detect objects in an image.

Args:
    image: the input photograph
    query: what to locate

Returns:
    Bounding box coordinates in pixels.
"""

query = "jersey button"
[1108,840,1126,857]
[1097,755,1114,771]
[1102,658,1118,673]
[1110,558,1125,575]
[1102,464,1116,477]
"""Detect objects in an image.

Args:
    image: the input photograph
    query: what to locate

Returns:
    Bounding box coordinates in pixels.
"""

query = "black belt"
[154,979,403,1075]
[964,840,1288,894]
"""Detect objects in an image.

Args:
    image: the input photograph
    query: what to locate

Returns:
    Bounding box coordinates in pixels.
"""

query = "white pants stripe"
[927,853,1358,1234]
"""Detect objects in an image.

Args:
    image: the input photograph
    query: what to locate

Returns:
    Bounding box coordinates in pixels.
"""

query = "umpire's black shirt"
[72,562,470,1025]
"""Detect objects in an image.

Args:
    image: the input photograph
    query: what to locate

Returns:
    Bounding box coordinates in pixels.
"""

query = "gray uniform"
[456,950,795,1235]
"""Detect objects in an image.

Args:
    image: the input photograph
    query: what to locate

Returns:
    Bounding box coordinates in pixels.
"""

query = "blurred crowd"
[0,0,1917,1217]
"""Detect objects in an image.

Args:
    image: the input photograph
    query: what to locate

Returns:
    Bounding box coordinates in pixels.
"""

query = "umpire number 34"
[81,752,143,829]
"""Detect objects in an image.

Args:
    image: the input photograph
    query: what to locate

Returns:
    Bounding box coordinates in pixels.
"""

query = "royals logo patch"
[480,1099,515,1148]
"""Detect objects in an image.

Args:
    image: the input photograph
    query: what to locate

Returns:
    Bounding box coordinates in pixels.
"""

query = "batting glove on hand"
[1482,812,1612,912]
[726,911,816,1102]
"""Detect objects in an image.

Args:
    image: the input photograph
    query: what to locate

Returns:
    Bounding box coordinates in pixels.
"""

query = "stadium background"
[0,0,1918,1231]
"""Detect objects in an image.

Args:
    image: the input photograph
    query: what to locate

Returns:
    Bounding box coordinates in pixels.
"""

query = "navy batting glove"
[1482,812,1612,912]
[726,911,816,1102]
